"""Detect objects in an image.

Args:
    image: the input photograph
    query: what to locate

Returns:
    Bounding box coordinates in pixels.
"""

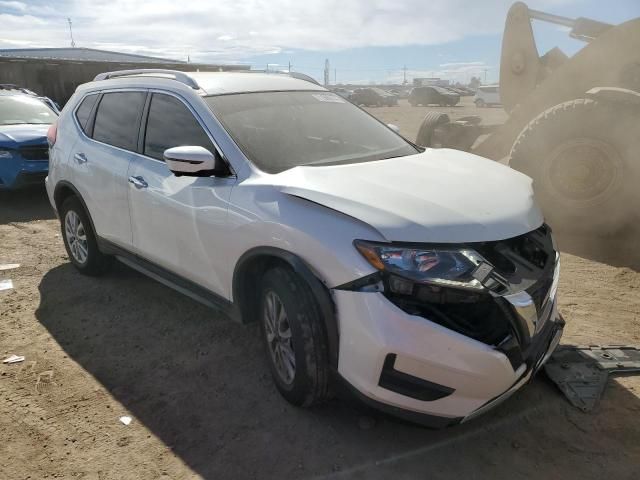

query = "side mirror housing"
[163,146,222,176]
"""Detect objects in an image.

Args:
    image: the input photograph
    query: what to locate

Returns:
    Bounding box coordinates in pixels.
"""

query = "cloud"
[0,0,580,61]
[0,1,27,12]
[439,62,485,68]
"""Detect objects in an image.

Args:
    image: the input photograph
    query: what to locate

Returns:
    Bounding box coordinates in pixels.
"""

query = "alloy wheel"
[263,290,296,385]
[64,210,88,264]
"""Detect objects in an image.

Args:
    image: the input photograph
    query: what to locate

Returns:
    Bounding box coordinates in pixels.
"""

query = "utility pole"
[482,68,488,84]
[324,59,330,86]
[334,68,336,84]
[288,61,291,73]
[67,18,76,48]
[402,65,408,85]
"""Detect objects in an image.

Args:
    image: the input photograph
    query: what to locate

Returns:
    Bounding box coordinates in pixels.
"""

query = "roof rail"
[93,69,200,89]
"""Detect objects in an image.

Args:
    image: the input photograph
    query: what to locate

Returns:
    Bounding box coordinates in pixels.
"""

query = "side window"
[92,92,146,151]
[75,94,98,133]
[144,93,216,161]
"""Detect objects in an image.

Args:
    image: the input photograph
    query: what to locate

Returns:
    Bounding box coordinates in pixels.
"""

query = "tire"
[510,98,640,234]
[416,111,450,147]
[259,266,331,407]
[60,196,112,275]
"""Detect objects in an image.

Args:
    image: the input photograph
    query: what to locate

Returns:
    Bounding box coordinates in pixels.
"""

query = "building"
[413,77,450,87]
[0,47,250,105]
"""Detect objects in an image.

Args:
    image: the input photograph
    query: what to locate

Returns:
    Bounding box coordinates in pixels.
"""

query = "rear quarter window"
[74,94,99,134]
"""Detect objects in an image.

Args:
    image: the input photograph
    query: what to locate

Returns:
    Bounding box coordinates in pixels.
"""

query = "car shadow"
[0,186,55,224]
[34,261,637,479]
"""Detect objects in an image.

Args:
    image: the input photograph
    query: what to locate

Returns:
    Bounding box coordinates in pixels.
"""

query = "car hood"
[254,149,543,243]
[0,124,49,147]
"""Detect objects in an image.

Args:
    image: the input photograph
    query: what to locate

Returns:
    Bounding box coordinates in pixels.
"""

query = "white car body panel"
[127,153,236,297]
[250,148,543,243]
[73,138,135,247]
[224,183,383,295]
[334,290,526,418]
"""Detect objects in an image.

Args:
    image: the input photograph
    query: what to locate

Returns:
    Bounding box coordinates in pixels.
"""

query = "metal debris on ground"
[0,279,14,291]
[0,263,20,271]
[2,354,25,364]
[544,345,640,412]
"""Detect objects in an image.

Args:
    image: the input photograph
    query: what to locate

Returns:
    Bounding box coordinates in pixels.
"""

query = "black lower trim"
[337,374,462,429]
[97,237,240,322]
[379,354,455,401]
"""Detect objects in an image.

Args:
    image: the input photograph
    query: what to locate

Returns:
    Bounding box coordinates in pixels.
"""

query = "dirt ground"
[1,99,639,479]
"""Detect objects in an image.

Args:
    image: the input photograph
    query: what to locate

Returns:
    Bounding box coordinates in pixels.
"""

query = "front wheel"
[260,267,331,407]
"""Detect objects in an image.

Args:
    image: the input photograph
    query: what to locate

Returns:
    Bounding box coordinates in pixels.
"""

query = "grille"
[19,145,49,161]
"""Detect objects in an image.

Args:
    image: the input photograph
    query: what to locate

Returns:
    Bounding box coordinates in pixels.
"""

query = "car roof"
[0,88,35,97]
[82,71,327,96]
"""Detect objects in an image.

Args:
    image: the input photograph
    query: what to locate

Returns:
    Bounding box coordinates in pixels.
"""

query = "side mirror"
[387,123,400,133]
[163,146,221,176]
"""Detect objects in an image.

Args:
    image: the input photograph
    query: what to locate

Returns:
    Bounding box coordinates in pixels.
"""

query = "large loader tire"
[416,112,450,147]
[510,98,640,234]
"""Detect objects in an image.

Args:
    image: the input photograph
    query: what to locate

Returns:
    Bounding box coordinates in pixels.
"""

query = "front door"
[127,92,235,297]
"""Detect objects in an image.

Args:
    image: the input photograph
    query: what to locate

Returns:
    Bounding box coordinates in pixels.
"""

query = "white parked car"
[46,70,562,427]
[474,85,501,107]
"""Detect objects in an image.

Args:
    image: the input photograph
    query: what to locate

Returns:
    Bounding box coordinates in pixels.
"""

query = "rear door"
[127,92,235,297]
[72,90,147,248]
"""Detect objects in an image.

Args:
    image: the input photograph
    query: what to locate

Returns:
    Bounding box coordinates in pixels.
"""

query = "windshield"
[206,91,418,173]
[0,95,58,125]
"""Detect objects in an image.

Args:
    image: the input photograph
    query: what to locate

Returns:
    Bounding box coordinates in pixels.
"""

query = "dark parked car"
[408,86,460,106]
[0,85,58,190]
[350,88,397,107]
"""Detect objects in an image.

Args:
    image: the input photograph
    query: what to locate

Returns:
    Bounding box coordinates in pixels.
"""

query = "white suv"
[46,69,563,427]
[474,85,501,108]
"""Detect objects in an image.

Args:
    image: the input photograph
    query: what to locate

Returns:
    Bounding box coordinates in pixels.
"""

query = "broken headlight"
[354,240,485,292]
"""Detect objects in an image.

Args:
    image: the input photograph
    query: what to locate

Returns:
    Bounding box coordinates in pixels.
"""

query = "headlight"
[354,240,485,291]
[0,149,13,159]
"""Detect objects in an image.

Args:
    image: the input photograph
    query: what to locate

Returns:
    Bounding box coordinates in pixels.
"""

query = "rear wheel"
[60,196,112,275]
[260,267,331,407]
[510,98,640,233]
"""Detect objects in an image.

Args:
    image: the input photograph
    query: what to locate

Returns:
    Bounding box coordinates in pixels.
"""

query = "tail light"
[47,121,58,146]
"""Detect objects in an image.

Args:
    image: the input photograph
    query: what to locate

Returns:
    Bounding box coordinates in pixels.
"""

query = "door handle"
[128,175,148,189]
[73,152,87,164]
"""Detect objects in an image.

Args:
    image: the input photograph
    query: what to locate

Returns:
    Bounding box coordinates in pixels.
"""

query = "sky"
[0,0,638,85]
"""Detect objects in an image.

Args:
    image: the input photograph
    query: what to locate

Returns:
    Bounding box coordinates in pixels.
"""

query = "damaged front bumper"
[334,224,563,427]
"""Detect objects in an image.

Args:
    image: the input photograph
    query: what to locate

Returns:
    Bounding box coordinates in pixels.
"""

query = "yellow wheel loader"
[417,2,640,245]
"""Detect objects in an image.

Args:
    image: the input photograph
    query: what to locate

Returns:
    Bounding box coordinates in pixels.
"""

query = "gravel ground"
[1,99,639,479]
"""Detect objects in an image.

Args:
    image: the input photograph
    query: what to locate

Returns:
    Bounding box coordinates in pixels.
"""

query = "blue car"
[0,87,58,190]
